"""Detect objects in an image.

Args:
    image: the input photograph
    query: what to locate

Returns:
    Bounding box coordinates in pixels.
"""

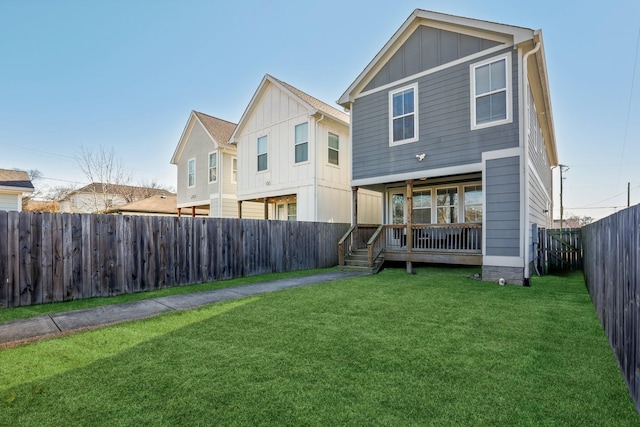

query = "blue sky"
[1,0,639,220]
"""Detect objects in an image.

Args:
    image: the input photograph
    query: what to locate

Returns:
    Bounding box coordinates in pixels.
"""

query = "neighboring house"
[170,111,262,218]
[229,74,381,223]
[59,183,170,214]
[0,168,34,212]
[105,194,207,217]
[337,9,558,285]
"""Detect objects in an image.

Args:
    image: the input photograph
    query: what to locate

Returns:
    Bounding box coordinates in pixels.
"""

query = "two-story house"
[338,10,558,285]
[171,110,262,218]
[230,74,381,223]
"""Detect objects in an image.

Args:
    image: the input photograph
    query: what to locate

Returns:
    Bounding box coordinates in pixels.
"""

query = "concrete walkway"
[0,270,365,347]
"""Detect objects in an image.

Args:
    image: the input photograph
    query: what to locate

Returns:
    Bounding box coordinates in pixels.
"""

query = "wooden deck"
[339,223,482,269]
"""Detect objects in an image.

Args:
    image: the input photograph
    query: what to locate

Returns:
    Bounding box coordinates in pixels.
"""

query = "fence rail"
[0,211,349,308]
[582,204,640,413]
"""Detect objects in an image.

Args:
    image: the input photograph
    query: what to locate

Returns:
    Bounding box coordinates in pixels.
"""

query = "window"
[208,152,217,183]
[389,83,418,145]
[412,189,432,224]
[231,157,237,183]
[187,158,195,188]
[287,203,297,221]
[437,187,458,224]
[328,132,339,165]
[471,54,511,129]
[257,135,268,171]
[295,122,308,163]
[464,185,482,223]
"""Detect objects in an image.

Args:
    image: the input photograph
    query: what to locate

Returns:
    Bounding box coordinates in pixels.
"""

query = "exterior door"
[388,191,406,247]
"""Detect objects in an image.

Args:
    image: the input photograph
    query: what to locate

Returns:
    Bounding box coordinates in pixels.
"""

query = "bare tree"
[75,146,133,212]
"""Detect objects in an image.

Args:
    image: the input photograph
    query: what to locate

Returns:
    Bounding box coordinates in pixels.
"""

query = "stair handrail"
[338,224,356,266]
[366,224,385,268]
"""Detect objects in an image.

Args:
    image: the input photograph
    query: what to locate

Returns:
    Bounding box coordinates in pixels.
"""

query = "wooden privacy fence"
[537,228,583,273]
[0,211,349,309]
[582,204,640,413]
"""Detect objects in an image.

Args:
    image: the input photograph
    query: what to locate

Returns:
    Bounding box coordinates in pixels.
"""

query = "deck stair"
[338,248,384,274]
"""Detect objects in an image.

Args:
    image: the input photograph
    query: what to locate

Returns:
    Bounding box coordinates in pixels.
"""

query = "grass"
[0,266,637,425]
[0,267,331,324]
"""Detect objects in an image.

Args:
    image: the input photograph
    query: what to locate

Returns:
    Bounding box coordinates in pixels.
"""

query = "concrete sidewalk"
[0,270,365,347]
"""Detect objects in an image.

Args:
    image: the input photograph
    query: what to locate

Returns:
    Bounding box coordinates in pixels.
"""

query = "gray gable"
[364,26,502,92]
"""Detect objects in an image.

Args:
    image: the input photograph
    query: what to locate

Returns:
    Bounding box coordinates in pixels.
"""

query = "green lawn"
[1,267,637,425]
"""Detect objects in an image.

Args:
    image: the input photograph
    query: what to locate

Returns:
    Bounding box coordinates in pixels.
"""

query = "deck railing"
[384,223,482,252]
[366,224,386,268]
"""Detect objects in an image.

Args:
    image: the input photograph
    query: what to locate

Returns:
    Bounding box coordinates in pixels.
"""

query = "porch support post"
[406,179,414,274]
[177,207,181,217]
[237,201,242,219]
[352,186,358,226]
[191,206,196,217]
[264,198,269,220]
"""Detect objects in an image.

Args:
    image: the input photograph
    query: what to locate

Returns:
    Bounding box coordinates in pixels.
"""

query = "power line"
[0,142,75,160]
[616,27,640,189]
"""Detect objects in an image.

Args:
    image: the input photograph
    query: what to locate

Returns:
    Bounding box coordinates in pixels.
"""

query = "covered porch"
[339,174,483,272]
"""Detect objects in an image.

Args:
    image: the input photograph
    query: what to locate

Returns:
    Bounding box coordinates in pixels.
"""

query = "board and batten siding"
[351,47,519,182]
[176,120,222,207]
[485,156,521,257]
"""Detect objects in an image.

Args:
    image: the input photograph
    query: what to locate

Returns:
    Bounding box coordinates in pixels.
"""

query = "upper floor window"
[471,54,511,129]
[208,152,217,183]
[231,157,237,183]
[257,135,268,171]
[328,132,339,165]
[389,83,418,145]
[295,122,308,163]
[187,158,195,188]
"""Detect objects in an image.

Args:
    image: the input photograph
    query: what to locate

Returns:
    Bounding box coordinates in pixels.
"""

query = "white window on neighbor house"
[389,83,418,146]
[257,135,268,172]
[208,152,217,183]
[295,122,308,163]
[328,132,339,166]
[471,53,511,129]
[188,158,195,188]
[231,157,237,183]
[287,202,297,221]
[436,187,458,224]
[412,189,432,224]
[464,185,483,223]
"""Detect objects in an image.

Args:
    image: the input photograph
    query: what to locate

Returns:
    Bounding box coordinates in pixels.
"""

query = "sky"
[1,0,639,221]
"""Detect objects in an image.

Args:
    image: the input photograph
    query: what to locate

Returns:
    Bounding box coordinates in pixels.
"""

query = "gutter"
[522,36,542,282]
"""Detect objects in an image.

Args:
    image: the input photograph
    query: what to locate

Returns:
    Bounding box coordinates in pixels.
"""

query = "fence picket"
[0,211,348,309]
[583,204,640,413]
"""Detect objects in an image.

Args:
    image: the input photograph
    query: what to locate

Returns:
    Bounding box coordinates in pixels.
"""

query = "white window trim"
[388,83,419,146]
[187,158,196,188]
[435,186,459,224]
[231,156,237,184]
[294,122,309,164]
[257,134,268,173]
[327,131,339,167]
[208,151,217,184]
[470,53,512,130]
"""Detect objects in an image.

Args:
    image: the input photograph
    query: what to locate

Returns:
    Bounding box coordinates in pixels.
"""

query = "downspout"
[314,113,325,222]
[522,37,542,283]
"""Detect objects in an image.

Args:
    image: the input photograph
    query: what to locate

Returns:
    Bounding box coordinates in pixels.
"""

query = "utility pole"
[559,165,569,228]
[628,182,631,208]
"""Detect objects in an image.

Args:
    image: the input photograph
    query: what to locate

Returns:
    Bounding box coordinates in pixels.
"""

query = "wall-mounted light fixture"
[416,153,426,161]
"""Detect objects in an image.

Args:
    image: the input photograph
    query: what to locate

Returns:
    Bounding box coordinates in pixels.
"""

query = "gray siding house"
[338,10,558,285]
